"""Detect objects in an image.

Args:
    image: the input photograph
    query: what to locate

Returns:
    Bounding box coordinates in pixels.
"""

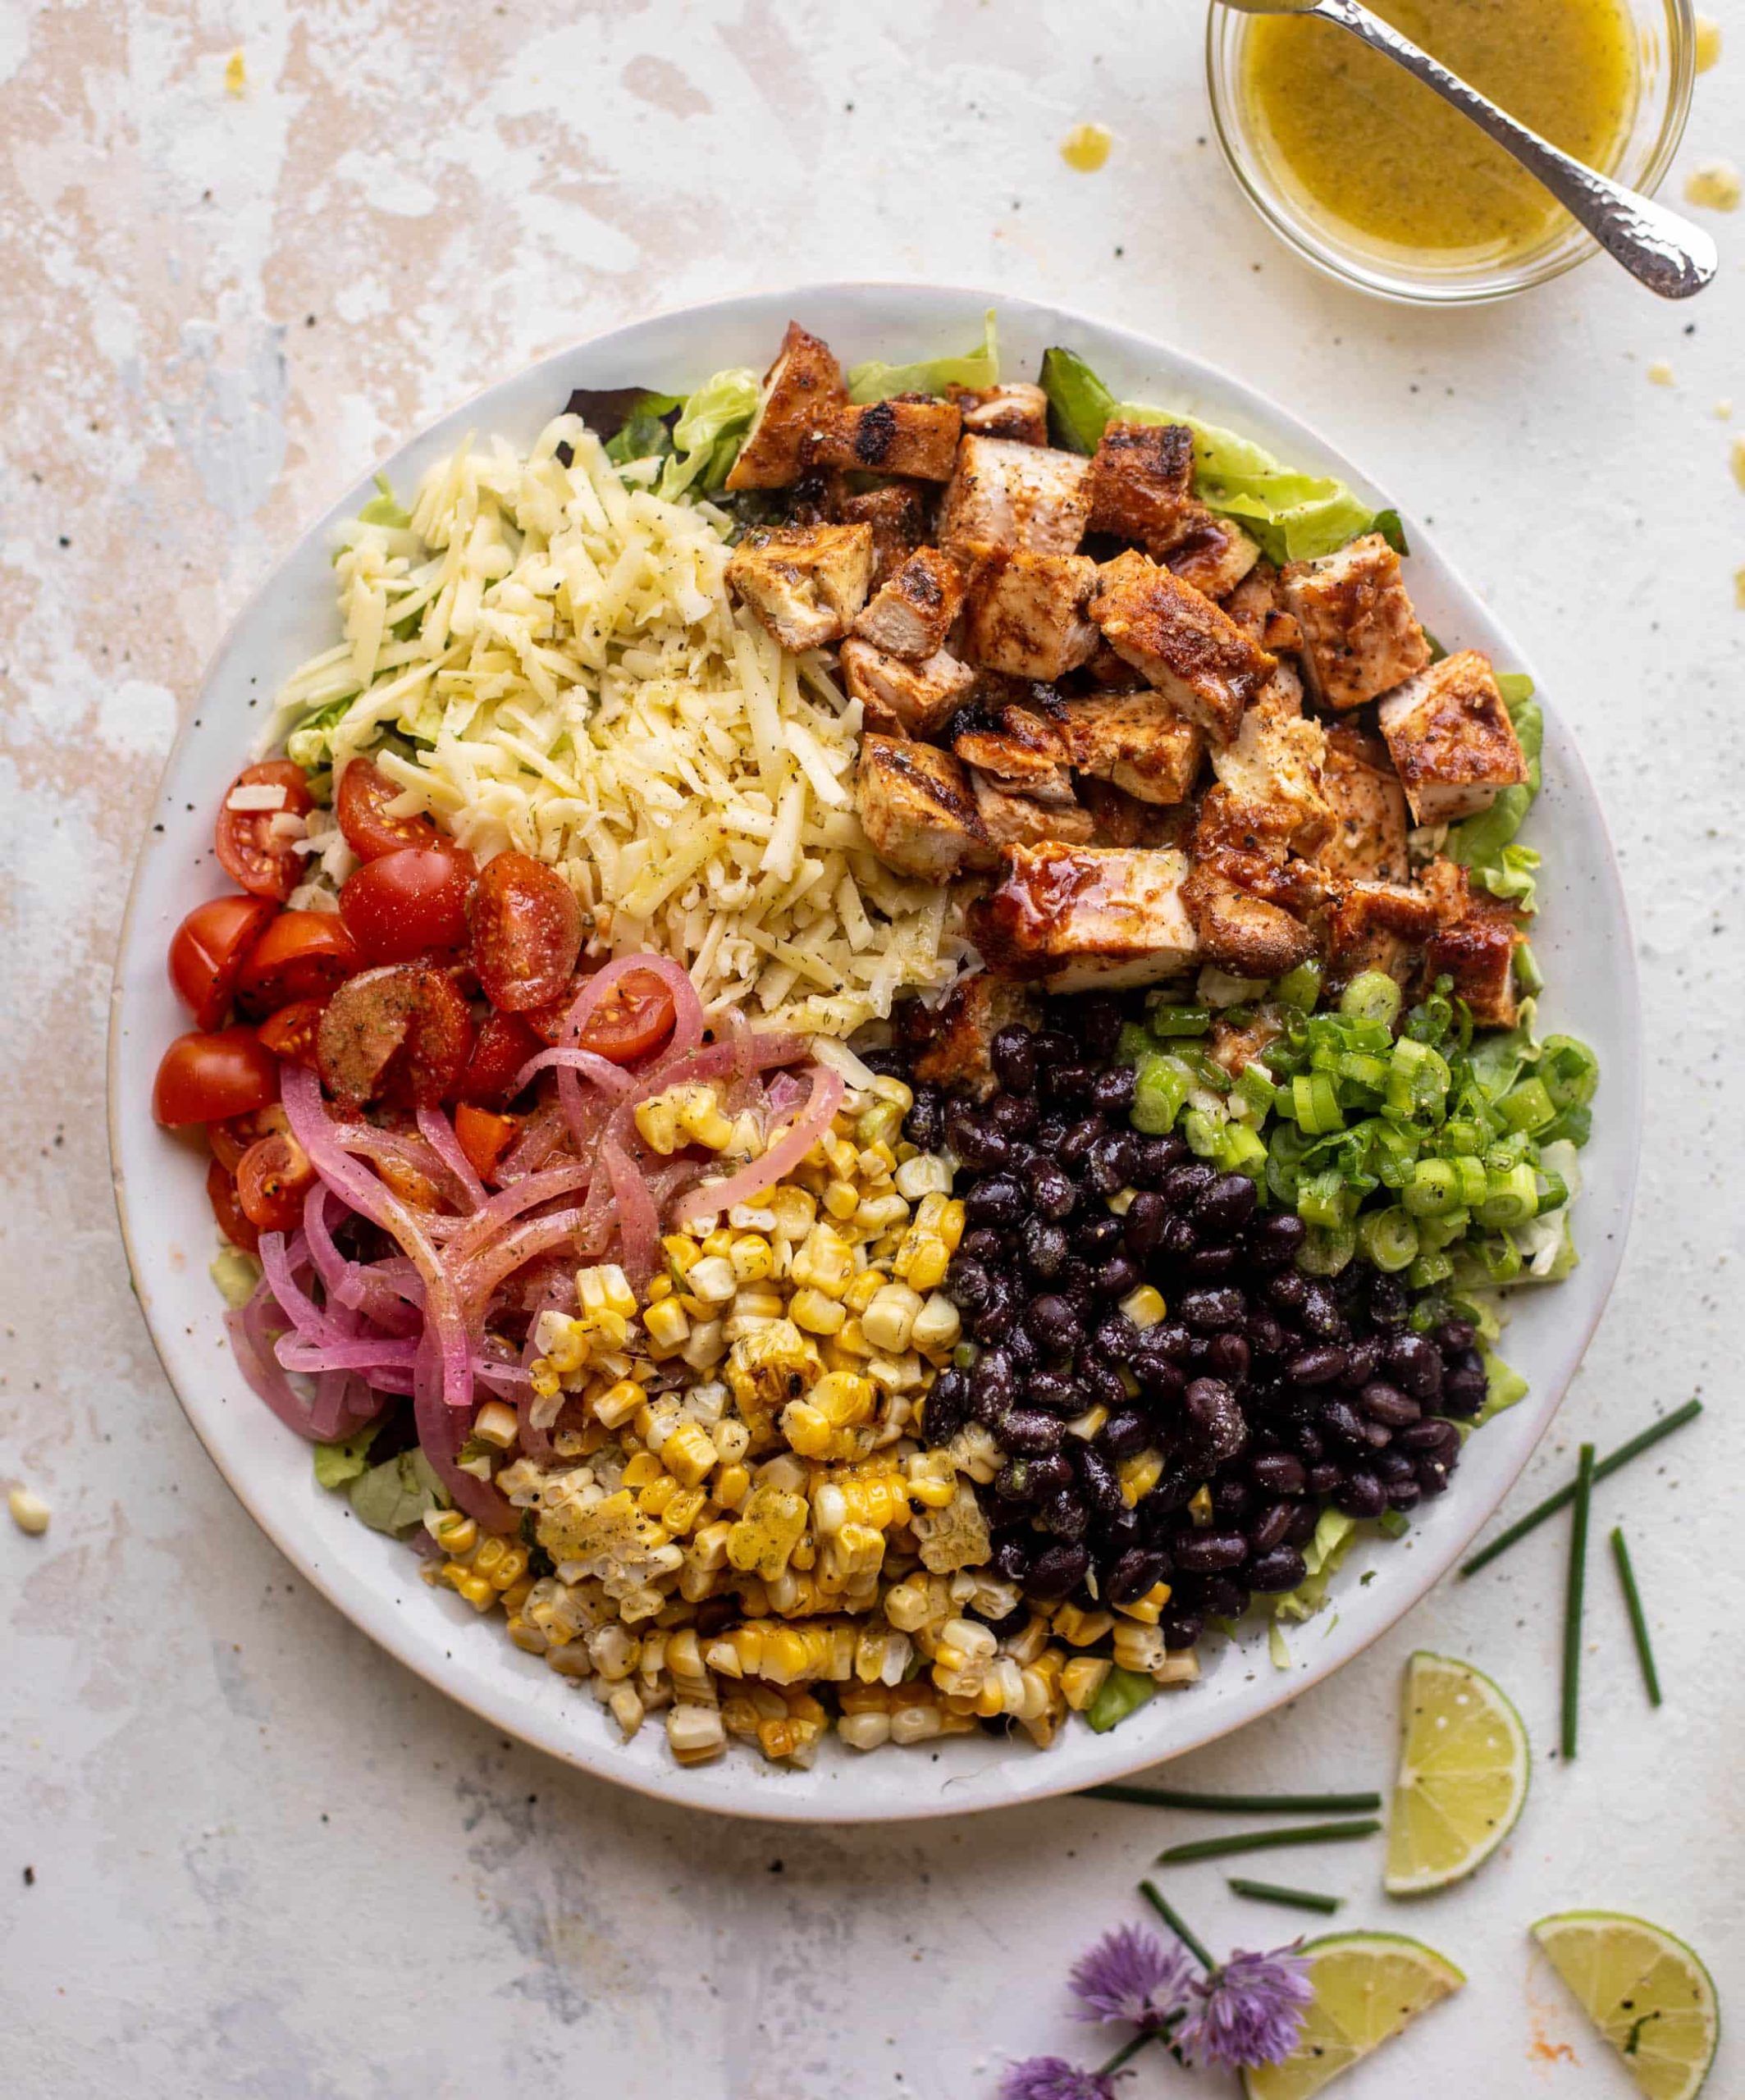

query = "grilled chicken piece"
[1183,785,1327,977]
[1085,421,1196,547]
[971,769,1094,848]
[1157,505,1263,601]
[852,546,966,660]
[1222,561,1304,655]
[1077,778,1197,851]
[958,382,1050,446]
[840,637,977,737]
[1420,856,1523,1027]
[1377,650,1529,824]
[726,322,845,491]
[839,482,929,587]
[1187,879,1315,978]
[972,844,1201,991]
[1056,689,1205,807]
[727,523,875,651]
[1319,877,1439,990]
[1317,726,1410,883]
[1281,532,1432,711]
[948,703,1075,799]
[1084,640,1150,694]
[1209,687,1332,855]
[817,395,962,481]
[937,435,1093,555]
[856,733,995,879]
[908,973,1041,1100]
[961,544,1100,682]
[1088,550,1276,745]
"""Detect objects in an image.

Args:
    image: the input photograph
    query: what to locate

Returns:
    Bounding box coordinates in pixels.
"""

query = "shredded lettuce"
[1268,1621,1293,1670]
[846,309,999,404]
[1473,1349,1529,1426]
[1271,1508,1358,1623]
[286,692,359,774]
[313,1421,383,1489]
[349,1448,448,1534]
[1447,676,1542,892]
[604,392,681,469]
[657,367,761,501]
[357,472,410,531]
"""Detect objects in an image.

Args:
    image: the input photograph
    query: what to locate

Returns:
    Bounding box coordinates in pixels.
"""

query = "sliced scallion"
[1338,970,1402,1026]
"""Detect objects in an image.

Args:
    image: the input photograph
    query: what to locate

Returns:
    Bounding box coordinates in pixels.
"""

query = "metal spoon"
[1217,0,1715,299]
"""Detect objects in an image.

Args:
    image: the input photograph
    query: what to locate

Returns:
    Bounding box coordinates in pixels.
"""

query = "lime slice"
[1533,1911,1719,2100]
[1383,1650,1529,1896]
[1242,1932,1464,2100]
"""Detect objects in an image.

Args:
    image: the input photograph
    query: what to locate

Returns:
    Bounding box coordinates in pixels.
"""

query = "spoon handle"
[1316,0,1715,299]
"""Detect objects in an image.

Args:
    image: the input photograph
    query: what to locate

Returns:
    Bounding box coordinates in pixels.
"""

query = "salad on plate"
[149,313,1599,1773]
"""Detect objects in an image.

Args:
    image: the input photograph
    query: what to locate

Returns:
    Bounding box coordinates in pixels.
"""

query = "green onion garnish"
[1561,1442,1595,1760]
[1155,1819,1381,1865]
[1610,1526,1662,1708]
[1227,1876,1342,1915]
[1459,1400,1702,1578]
[1081,1783,1382,1815]
[1138,1879,1216,1970]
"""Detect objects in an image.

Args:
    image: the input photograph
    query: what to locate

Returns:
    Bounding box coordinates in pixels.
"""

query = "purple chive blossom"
[1179,1943,1315,2070]
[998,2057,1125,2100]
[1068,1925,1195,2032]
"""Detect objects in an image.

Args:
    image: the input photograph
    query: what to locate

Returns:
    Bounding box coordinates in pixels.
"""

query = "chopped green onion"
[1536,1170,1570,1213]
[1274,959,1323,1011]
[1296,1168,1350,1230]
[1216,1123,1268,1178]
[1415,1209,1469,1254]
[1298,1222,1358,1276]
[1131,1052,1192,1135]
[1227,1877,1343,1915]
[1086,1664,1156,1733]
[1116,1020,1154,1067]
[1336,1050,1391,1093]
[1438,1117,1488,1156]
[1513,941,1546,996]
[1561,1442,1595,1760]
[1155,1818,1382,1866]
[1292,1071,1344,1135]
[1498,1076,1556,1132]
[1406,1249,1455,1290]
[1377,1508,1411,1538]
[1339,970,1402,1026]
[1183,1107,1224,1158]
[1541,1034,1600,1109]
[1235,1064,1277,1118]
[1357,1205,1419,1273]
[1609,1527,1662,1709]
[1150,1002,1212,1038]
[1404,1159,1463,1217]
[1470,1232,1523,1284]
[1451,1155,1491,1208]
[1478,1162,1540,1228]
[1082,1783,1382,1814]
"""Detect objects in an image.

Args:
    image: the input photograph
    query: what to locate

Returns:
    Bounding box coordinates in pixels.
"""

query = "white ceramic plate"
[108,283,1642,1822]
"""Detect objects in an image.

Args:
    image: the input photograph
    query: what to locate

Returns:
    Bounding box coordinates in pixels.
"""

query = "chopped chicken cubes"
[1319,876,1438,989]
[1056,690,1204,806]
[1281,532,1432,710]
[961,545,1100,681]
[971,769,1094,848]
[1088,550,1276,745]
[817,395,962,481]
[958,382,1050,446]
[1421,857,1523,1027]
[972,844,1201,990]
[1085,421,1196,547]
[852,546,966,660]
[728,523,874,651]
[840,637,976,737]
[937,434,1092,555]
[856,733,994,879]
[839,482,928,587]
[949,704,1075,800]
[1377,650,1529,824]
[1317,726,1410,883]
[725,322,845,491]
[1209,689,1332,854]
[1157,506,1263,600]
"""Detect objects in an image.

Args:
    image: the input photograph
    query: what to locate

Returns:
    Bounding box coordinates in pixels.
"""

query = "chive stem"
[1098,2033,1155,2076]
[1155,1818,1381,1866]
[1082,1783,1382,1815]
[1459,1400,1702,1578]
[1138,1879,1217,1970]
[1227,1876,1343,1915]
[1560,1442,1595,1760]
[1610,1526,1662,1708]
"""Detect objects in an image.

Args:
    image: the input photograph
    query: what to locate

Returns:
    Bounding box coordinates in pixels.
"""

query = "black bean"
[1075,1212,1123,1259]
[1119,1193,1165,1262]
[1367,1273,1409,1330]
[1059,1259,1095,1312]
[1385,1477,1423,1513]
[1030,1026,1075,1070]
[1046,1061,1098,1104]
[1002,1405,1066,1456]
[1040,1487,1090,1539]
[1024,1157,1077,1223]
[1091,1066,1136,1116]
[1398,1418,1459,1459]
[1108,1547,1171,1605]
[1247,1545,1308,1592]
[1359,1381,1420,1427]
[1096,1505,1144,1555]
[1436,1318,1476,1354]
[961,1227,1004,1267]
[1085,1130,1137,1196]
[1440,1367,1487,1418]
[1416,1458,1452,1498]
[1131,1348,1186,1402]
[1340,1337,1382,1389]
[1026,1541,1089,1600]
[1079,1357,1129,1412]
[991,1025,1037,1093]
[1021,1217,1071,1280]
[1293,1425,1326,1462]
[995,1457,1039,1503]
[1184,1242,1243,1281]
[1185,1377,1249,1465]
[1245,1310,1289,1359]
[971,1347,1016,1412]
[1078,1444,1126,1520]
[1161,1215,1199,1258]
[1073,994,1126,1061]
[1095,1254,1141,1300]
[1026,1294,1081,1355]
[1056,1113,1104,1168]
[1135,1134,1190,1187]
[1102,1408,1152,1459]
[1287,1344,1348,1387]
[1161,1609,1204,1651]
[922,1368,971,1446]
[1006,1326,1039,1374]
[1247,1210,1307,1268]
[1201,1573,1252,1619]
[991,1092,1038,1140]
[1334,1470,1386,1519]
[1267,1268,1309,1312]
[965,1174,1022,1228]
[990,1536,1032,1582]
[1182,1287,1247,1333]
[1305,1461,1341,1495]
[1026,1368,1080,1413]
[1195,1171,1259,1233]
[1386,1330,1444,1401]
[1374,1449,1416,1486]
[1299,1281,1344,1340]
[973,1299,1017,1345]
[1163,1162,1217,1211]
[1206,1331,1252,1382]
[945,1255,993,1315]
[1212,1476,1251,1522]
[1283,1502,1320,1547]
[1093,1315,1140,1365]
[904,1085,943,1151]
[1248,1500,1295,1554]
[1172,1528,1249,1573]
[1250,1450,1308,1495]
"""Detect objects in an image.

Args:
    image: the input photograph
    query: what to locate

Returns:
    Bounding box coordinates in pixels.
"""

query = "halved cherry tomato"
[317,964,475,1110]
[455,1104,521,1183]
[208,1102,290,1173]
[340,846,476,965]
[336,756,442,861]
[255,997,328,1068]
[168,894,276,1029]
[575,969,677,1066]
[214,761,314,901]
[468,852,582,1011]
[235,1130,316,1232]
[153,1028,279,1126]
[523,978,587,1045]
[235,911,363,1015]
[458,1008,546,1107]
[207,1157,259,1253]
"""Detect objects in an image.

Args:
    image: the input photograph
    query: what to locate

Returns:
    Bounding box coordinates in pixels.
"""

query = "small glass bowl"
[1206,0,1696,306]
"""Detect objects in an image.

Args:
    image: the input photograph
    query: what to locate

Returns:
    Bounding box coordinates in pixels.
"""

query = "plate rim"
[107,278,1643,1823]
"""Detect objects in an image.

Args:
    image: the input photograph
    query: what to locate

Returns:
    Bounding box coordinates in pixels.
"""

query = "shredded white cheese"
[271,418,966,1034]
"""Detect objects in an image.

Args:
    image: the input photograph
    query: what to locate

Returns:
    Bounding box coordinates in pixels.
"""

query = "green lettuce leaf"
[1446,677,1542,880]
[846,310,999,404]
[1271,1508,1358,1623]
[313,1421,383,1490]
[1467,995,1540,1102]
[286,692,359,774]
[1039,345,1117,454]
[657,367,761,501]
[349,1448,449,1535]
[604,392,681,468]
[358,472,410,531]
[1473,1348,1529,1426]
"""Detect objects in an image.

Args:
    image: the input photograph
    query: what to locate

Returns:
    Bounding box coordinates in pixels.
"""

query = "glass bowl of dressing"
[1206,0,1697,304]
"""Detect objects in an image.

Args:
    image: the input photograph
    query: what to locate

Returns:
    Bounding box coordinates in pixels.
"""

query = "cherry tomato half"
[454,1104,521,1183]
[167,894,276,1029]
[340,847,476,966]
[235,1131,316,1233]
[209,1102,291,1172]
[335,756,442,861]
[457,1009,546,1107]
[153,1028,279,1127]
[207,1157,259,1253]
[468,852,582,1011]
[575,969,677,1066]
[255,998,328,1069]
[235,911,363,1015]
[317,964,475,1111]
[213,761,313,902]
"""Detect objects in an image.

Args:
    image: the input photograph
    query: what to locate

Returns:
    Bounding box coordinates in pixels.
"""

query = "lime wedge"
[1533,1911,1719,2100]
[1242,1932,1464,2100]
[1383,1650,1529,1896]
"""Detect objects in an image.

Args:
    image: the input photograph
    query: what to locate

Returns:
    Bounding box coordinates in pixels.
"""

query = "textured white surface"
[1,5,1740,2096]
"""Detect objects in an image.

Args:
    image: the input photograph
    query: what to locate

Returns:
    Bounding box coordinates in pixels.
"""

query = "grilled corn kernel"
[767,1185,817,1240]
[789,1288,846,1336]
[686,1256,738,1305]
[910,1292,961,1354]
[528,1358,562,1402]
[904,1450,958,1510]
[622,1451,665,1490]
[666,1703,726,1764]
[578,1263,636,1320]
[1188,1483,1214,1527]
[711,1419,751,1464]
[472,1401,520,1450]
[855,1194,910,1234]
[1112,1621,1170,1674]
[662,1233,701,1277]
[813,1472,908,1536]
[838,1710,892,1751]
[1119,1449,1166,1506]
[729,1234,774,1283]
[893,1151,950,1202]
[1119,1284,1167,1330]
[1113,1579,1172,1625]
[428,1510,478,1557]
[593,1378,645,1429]
[861,1282,924,1354]
[823,1179,860,1221]
[662,1418,719,1490]
[726,1485,808,1579]
[661,1486,709,1536]
[844,1268,887,1314]
[642,1297,692,1354]
[1052,1603,1115,1647]
[790,1223,853,1296]
[713,1463,752,1511]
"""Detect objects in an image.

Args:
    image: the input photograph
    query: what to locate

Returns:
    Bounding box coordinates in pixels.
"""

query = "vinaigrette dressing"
[1243,0,1640,265]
